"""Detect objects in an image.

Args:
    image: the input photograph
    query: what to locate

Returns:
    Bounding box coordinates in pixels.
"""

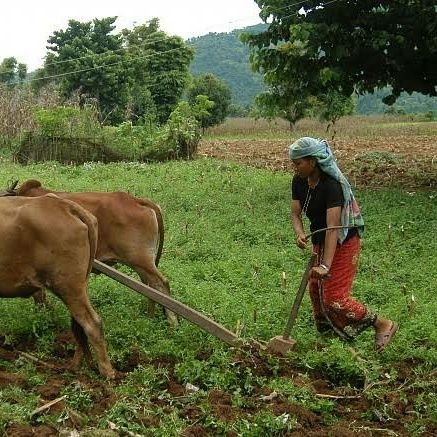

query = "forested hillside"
[190,25,437,115]
[188,24,266,107]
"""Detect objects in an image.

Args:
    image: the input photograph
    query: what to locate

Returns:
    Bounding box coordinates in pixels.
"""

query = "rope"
[305,225,359,240]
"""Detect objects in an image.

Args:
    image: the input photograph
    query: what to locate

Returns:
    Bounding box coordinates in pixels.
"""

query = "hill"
[189,25,437,115]
[188,24,266,107]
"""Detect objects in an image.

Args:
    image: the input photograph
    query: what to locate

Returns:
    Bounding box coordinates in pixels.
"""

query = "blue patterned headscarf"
[289,137,364,243]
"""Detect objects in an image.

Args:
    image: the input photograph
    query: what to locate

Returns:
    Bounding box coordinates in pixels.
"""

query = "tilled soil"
[1,334,435,436]
[199,135,437,188]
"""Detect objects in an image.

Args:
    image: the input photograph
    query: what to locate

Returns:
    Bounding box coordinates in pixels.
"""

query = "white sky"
[1,0,262,71]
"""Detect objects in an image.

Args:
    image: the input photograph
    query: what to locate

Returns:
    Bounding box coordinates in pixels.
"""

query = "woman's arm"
[291,199,307,249]
[312,206,341,278]
[322,206,342,268]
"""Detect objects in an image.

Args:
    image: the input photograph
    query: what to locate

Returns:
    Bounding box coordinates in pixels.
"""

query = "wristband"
[319,263,330,272]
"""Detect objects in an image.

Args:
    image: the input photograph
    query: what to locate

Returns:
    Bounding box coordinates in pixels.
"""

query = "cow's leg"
[70,318,92,371]
[57,287,115,379]
[133,262,178,328]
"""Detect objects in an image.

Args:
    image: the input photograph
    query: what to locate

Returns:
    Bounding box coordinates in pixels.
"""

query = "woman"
[289,137,397,350]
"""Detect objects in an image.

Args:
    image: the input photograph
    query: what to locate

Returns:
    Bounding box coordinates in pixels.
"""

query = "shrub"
[33,106,101,138]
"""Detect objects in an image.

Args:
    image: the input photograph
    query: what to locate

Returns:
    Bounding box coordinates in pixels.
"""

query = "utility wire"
[0,0,338,83]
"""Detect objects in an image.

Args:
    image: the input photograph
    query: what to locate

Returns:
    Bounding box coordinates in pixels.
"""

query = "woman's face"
[291,157,316,178]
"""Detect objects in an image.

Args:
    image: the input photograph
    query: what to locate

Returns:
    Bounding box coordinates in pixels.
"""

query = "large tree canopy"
[244,1,437,107]
[36,17,193,124]
[122,19,194,123]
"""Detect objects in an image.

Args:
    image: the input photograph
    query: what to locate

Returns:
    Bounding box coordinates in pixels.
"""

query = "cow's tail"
[64,199,98,277]
[136,198,164,266]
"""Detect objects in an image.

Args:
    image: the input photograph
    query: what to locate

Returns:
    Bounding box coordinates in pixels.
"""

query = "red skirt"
[309,235,376,340]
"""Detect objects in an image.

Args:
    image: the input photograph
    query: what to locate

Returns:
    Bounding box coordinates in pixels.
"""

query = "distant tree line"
[0,17,235,162]
[1,3,436,162]
[356,89,437,115]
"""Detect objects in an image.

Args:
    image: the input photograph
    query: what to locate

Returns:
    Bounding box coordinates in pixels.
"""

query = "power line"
[0,0,338,83]
[25,46,184,83]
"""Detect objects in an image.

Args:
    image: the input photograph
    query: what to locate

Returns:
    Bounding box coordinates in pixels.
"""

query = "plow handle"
[282,253,317,340]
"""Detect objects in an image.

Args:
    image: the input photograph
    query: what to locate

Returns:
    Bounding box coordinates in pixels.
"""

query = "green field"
[0,154,436,435]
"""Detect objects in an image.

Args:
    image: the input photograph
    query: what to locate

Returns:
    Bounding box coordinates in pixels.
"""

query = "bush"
[161,101,201,159]
[33,106,101,138]
[103,102,201,162]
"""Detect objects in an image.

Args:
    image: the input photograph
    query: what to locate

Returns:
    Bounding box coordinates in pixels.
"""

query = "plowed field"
[199,135,437,188]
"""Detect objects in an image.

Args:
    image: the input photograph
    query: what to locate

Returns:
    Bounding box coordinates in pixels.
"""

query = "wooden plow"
[93,260,240,347]
[94,226,357,353]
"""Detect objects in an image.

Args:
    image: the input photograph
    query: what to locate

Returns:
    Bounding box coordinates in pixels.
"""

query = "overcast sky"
[1,0,262,71]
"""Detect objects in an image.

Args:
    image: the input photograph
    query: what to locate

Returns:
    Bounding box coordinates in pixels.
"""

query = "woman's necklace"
[302,177,320,216]
[302,186,312,216]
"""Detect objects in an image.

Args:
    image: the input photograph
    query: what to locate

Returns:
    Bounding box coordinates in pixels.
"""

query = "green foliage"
[189,24,267,106]
[0,57,27,85]
[101,121,157,160]
[187,73,232,129]
[39,17,127,124]
[191,94,215,129]
[313,91,356,128]
[175,349,263,394]
[36,17,193,125]
[62,382,94,411]
[101,101,201,160]
[160,101,201,159]
[244,1,437,120]
[33,106,100,138]
[122,19,194,124]
[254,88,311,129]
[189,23,437,115]
[0,387,39,433]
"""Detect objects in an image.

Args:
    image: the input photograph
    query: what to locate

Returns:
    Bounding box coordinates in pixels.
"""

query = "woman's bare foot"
[374,317,398,351]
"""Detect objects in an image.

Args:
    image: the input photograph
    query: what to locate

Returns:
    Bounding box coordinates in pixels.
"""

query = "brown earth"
[1,334,435,436]
[199,135,437,188]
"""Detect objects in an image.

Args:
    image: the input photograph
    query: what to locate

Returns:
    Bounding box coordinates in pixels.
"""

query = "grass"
[0,157,436,435]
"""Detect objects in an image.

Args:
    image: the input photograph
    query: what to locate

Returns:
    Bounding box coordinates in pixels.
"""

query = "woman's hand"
[296,233,308,249]
[311,265,330,280]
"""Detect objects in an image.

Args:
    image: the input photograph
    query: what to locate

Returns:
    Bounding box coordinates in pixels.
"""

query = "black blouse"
[291,172,357,245]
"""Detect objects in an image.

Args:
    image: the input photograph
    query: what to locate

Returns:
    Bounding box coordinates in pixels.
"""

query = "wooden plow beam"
[93,260,240,347]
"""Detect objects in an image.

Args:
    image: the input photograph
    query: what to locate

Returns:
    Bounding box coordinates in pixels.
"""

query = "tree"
[122,19,194,124]
[243,0,437,117]
[39,17,127,124]
[187,73,231,129]
[0,57,27,85]
[312,91,355,133]
[37,17,194,125]
[253,86,311,130]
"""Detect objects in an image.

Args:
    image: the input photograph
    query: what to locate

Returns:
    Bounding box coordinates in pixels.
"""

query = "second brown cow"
[16,179,178,327]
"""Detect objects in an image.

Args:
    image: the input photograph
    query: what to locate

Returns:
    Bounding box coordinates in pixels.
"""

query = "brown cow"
[15,180,178,327]
[0,195,114,378]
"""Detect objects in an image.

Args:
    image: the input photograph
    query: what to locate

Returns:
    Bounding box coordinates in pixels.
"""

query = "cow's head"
[15,179,46,196]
